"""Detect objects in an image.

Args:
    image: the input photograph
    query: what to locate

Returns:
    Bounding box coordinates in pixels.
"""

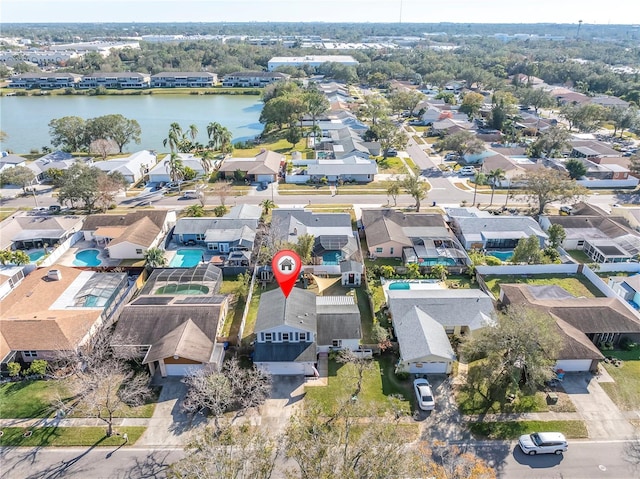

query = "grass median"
[0,426,146,447]
[469,420,588,440]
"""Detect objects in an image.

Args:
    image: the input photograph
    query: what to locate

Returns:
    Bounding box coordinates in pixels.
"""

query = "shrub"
[619,336,637,351]
[26,360,47,376]
[395,370,410,380]
[7,362,21,377]
[485,255,502,266]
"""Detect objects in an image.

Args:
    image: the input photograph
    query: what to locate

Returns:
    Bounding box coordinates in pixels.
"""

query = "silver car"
[413,378,435,411]
[518,432,568,455]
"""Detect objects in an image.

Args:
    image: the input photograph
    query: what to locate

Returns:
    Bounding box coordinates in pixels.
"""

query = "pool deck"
[57,240,122,267]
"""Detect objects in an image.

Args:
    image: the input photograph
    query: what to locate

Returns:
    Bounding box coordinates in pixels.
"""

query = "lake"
[0,94,264,154]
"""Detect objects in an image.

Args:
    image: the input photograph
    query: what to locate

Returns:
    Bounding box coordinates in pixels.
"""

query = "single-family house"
[360,209,469,267]
[271,209,360,274]
[173,215,258,254]
[0,266,129,365]
[3,214,84,251]
[287,156,377,184]
[147,153,210,184]
[218,149,283,183]
[447,210,548,251]
[611,205,640,232]
[0,265,29,301]
[0,154,28,173]
[112,265,228,376]
[253,288,362,375]
[608,275,640,310]
[571,140,620,159]
[26,151,91,183]
[388,288,496,373]
[93,150,157,184]
[554,157,638,189]
[539,205,640,263]
[82,210,175,261]
[150,72,218,88]
[500,283,640,371]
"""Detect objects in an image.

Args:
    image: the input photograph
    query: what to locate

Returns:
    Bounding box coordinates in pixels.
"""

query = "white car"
[518,432,568,455]
[458,166,477,176]
[413,378,435,411]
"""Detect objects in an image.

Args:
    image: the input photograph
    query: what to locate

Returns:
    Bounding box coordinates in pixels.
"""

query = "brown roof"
[500,283,640,334]
[218,149,284,175]
[82,210,169,231]
[143,319,214,364]
[107,216,161,248]
[554,316,604,361]
[361,209,448,247]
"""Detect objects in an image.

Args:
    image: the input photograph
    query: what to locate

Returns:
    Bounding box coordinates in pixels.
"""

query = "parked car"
[413,378,435,411]
[386,148,398,157]
[518,432,568,455]
[459,166,477,176]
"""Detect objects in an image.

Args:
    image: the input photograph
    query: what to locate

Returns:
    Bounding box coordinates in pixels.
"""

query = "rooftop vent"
[48,269,62,281]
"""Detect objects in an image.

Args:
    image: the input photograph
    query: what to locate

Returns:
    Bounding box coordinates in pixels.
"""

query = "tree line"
[48,114,141,154]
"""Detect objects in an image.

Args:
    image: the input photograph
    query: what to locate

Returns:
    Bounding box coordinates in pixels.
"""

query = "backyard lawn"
[566,250,592,263]
[305,355,412,416]
[469,420,588,440]
[599,348,640,411]
[483,274,604,299]
[0,426,146,447]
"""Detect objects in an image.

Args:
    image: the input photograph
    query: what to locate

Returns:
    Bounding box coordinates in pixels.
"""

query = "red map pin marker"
[272,250,302,298]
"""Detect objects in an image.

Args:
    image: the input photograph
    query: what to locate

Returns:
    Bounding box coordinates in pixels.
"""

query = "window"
[445,327,454,335]
[390,247,394,255]
[332,339,342,347]
[195,233,205,241]
[282,333,289,342]
[263,333,273,342]
[136,249,143,254]
[23,351,38,358]
[375,247,383,253]
[577,240,584,247]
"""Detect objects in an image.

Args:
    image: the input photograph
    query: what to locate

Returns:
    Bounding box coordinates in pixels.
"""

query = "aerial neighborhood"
[1,19,640,478]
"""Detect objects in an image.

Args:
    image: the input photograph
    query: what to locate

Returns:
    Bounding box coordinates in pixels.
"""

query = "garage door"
[555,359,592,372]
[409,362,448,374]
[165,364,203,376]
[257,362,306,375]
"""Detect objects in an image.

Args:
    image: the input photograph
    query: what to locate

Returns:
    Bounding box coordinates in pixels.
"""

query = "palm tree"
[165,152,185,190]
[487,168,506,207]
[472,170,486,206]
[260,199,276,216]
[188,124,199,142]
[199,150,215,176]
[206,122,223,150]
[144,247,167,269]
[218,126,234,155]
[163,123,183,153]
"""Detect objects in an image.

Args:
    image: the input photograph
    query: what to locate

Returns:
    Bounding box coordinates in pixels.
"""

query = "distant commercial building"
[267,55,359,71]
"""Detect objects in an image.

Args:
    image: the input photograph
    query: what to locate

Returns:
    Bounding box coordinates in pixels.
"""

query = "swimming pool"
[28,251,45,263]
[487,250,513,261]
[169,249,204,268]
[322,251,342,265]
[73,249,102,267]
[155,284,209,295]
[386,279,444,291]
[418,258,457,266]
[388,282,411,290]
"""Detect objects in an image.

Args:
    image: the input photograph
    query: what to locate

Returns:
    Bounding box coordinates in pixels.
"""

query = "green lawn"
[0,380,157,420]
[305,355,412,416]
[376,156,407,175]
[482,274,604,299]
[0,426,146,447]
[566,250,592,263]
[599,348,640,411]
[469,420,588,440]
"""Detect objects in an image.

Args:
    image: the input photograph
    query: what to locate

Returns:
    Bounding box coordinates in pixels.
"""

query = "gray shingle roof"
[174,218,258,236]
[394,306,456,363]
[255,288,317,332]
[253,341,316,362]
[316,296,361,344]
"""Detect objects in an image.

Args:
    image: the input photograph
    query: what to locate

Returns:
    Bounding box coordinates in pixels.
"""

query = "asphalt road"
[1,440,637,479]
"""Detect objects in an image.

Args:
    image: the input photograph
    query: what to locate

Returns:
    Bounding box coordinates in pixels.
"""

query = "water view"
[0,94,264,154]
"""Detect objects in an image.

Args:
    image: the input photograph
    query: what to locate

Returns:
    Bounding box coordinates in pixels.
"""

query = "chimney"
[48,269,62,281]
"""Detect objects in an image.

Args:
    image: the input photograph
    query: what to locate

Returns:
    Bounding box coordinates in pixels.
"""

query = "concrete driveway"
[561,373,635,440]
[416,375,471,443]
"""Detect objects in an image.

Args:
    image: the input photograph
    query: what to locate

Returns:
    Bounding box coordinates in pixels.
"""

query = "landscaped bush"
[25,360,47,376]
[7,362,21,377]
[619,337,638,351]
[395,370,409,381]
[485,255,502,266]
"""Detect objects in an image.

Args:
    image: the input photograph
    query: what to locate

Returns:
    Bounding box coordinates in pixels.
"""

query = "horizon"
[3,0,639,25]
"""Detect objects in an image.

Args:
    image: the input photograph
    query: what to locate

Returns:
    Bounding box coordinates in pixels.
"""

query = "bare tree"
[72,359,152,437]
[336,349,375,398]
[212,180,232,207]
[224,357,272,414]
[418,440,496,479]
[169,424,280,479]
[90,138,117,161]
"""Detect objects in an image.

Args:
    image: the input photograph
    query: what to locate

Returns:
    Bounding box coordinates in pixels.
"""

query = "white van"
[183,190,198,199]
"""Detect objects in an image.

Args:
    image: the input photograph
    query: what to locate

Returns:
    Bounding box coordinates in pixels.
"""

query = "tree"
[90,138,116,161]
[48,116,88,152]
[547,224,567,249]
[529,125,571,158]
[95,171,127,211]
[260,199,276,216]
[293,233,315,265]
[199,150,215,176]
[86,114,141,153]
[431,264,448,281]
[490,91,517,131]
[213,205,228,217]
[57,163,103,211]
[519,88,555,115]
[184,204,205,217]
[487,168,505,207]
[303,87,330,131]
[387,180,401,206]
[459,92,485,118]
[435,130,477,157]
[11,250,30,266]
[144,247,167,269]
[607,106,639,137]
[72,359,152,437]
[369,118,407,158]
[359,94,390,126]
[419,440,496,479]
[0,165,36,193]
[518,168,588,216]
[165,152,185,187]
[461,304,562,399]
[169,424,279,479]
[336,349,375,397]
[212,180,232,207]
[472,170,486,206]
[511,235,546,264]
[164,122,183,152]
[182,166,197,181]
[402,175,427,212]
[0,249,13,266]
[560,103,605,132]
[285,126,302,147]
[388,89,424,116]
[565,159,588,180]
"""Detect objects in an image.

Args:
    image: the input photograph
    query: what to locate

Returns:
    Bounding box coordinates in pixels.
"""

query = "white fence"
[476,264,579,276]
[39,231,84,267]
[578,178,639,189]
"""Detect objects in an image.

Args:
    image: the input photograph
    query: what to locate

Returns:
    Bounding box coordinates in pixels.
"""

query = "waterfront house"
[222,71,289,87]
[93,150,157,184]
[150,72,218,88]
[218,149,284,183]
[9,72,82,89]
[78,72,150,89]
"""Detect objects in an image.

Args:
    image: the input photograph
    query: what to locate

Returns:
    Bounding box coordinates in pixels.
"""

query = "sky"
[2,0,639,25]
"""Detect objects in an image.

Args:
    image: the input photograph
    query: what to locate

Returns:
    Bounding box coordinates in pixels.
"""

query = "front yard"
[483,274,605,299]
[305,355,413,416]
[469,420,588,440]
[599,348,640,411]
[0,426,146,447]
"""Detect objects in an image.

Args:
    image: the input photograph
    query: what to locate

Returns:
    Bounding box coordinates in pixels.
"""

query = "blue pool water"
[389,282,411,290]
[28,251,45,263]
[487,250,514,261]
[418,258,456,266]
[73,249,102,267]
[322,251,342,265]
[170,249,204,268]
